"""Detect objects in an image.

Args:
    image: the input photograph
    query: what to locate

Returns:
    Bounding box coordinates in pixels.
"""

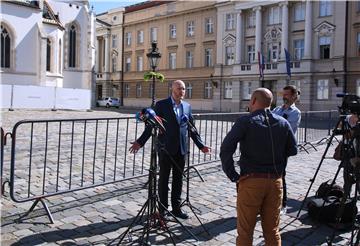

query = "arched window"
[58,39,62,73]
[46,38,51,71]
[186,82,193,99]
[1,25,11,68]
[69,25,76,67]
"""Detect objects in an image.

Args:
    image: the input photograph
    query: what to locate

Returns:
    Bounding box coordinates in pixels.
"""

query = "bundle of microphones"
[135,108,198,134]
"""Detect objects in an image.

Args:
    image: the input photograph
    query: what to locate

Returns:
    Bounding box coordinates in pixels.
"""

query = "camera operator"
[272,85,301,214]
[336,113,360,195]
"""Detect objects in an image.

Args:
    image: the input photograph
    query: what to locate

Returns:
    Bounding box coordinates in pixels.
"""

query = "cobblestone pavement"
[0,109,356,245]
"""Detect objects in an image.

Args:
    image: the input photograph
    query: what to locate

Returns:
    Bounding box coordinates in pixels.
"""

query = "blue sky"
[89,0,144,14]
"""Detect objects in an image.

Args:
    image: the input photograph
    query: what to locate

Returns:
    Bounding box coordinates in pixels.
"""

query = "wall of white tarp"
[0,84,12,108]
[0,84,91,110]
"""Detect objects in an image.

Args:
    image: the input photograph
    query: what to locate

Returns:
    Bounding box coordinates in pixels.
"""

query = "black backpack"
[307,180,357,224]
[315,180,344,199]
[307,196,357,223]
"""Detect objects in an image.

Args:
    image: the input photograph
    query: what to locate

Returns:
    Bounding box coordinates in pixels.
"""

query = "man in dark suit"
[129,80,211,219]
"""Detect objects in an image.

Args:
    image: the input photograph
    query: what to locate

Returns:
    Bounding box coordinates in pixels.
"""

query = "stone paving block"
[13,228,34,237]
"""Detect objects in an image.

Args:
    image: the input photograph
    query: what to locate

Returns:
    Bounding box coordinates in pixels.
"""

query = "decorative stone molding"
[264,26,282,42]
[223,34,236,46]
[314,21,336,36]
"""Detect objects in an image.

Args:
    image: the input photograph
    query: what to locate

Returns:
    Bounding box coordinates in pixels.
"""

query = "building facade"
[95,7,124,101]
[214,0,360,112]
[121,1,217,110]
[1,0,96,110]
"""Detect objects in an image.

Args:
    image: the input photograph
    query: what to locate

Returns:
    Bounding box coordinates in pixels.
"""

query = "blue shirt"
[220,109,298,182]
[272,104,301,134]
[171,96,183,124]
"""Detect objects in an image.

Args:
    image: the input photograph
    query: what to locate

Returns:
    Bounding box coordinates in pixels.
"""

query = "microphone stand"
[111,124,198,245]
[180,125,209,235]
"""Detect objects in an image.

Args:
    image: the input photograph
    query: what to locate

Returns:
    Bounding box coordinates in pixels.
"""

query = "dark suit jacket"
[137,97,205,155]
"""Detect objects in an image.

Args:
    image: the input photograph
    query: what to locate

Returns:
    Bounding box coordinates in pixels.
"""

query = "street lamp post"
[146,42,161,108]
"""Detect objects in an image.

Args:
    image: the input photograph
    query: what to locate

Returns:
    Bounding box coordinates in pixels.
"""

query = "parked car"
[97,97,120,108]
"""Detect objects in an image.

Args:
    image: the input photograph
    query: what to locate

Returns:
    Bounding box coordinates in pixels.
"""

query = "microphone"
[336,93,348,98]
[181,114,198,134]
[136,108,166,132]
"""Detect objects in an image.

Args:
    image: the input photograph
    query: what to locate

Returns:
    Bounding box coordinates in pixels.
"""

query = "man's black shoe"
[171,209,189,219]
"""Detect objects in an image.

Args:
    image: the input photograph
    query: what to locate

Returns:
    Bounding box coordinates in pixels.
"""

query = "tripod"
[112,126,198,245]
[296,116,345,218]
[326,125,360,245]
[180,127,209,235]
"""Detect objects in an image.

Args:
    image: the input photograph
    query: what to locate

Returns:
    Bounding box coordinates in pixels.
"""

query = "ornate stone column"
[280,1,289,60]
[235,10,244,64]
[304,0,313,59]
[104,34,110,73]
[254,6,262,62]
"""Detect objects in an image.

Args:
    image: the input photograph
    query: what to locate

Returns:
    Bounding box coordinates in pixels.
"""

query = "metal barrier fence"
[296,110,338,152]
[3,110,338,222]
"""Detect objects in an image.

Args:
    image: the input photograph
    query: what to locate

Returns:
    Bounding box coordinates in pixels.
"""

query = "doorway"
[97,84,103,99]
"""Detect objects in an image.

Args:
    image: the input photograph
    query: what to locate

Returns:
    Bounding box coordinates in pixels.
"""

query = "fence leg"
[183,166,205,182]
[17,198,54,224]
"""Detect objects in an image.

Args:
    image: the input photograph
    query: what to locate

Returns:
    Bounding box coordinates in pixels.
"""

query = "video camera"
[337,93,360,115]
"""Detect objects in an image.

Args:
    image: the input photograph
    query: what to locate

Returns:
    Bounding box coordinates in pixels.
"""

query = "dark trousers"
[158,151,185,212]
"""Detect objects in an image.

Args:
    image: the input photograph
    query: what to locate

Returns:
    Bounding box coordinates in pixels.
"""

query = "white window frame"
[317,79,329,100]
[224,81,233,99]
[225,46,235,65]
[357,79,360,97]
[136,83,142,98]
[137,56,143,71]
[112,34,117,48]
[319,1,332,17]
[294,39,304,60]
[186,51,193,68]
[319,36,331,59]
[268,42,281,62]
[226,13,235,30]
[294,2,305,21]
[169,24,176,39]
[125,32,131,46]
[268,6,281,25]
[187,21,195,37]
[242,82,252,100]
[125,57,131,72]
[186,82,193,99]
[205,18,214,34]
[204,81,212,99]
[149,83,154,98]
[137,30,144,44]
[150,27,157,42]
[247,45,255,63]
[169,52,176,69]
[112,56,117,72]
[125,83,130,97]
[247,11,256,28]
[205,48,212,67]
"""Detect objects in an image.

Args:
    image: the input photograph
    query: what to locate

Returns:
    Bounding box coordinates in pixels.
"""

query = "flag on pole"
[284,48,291,78]
[257,51,265,79]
